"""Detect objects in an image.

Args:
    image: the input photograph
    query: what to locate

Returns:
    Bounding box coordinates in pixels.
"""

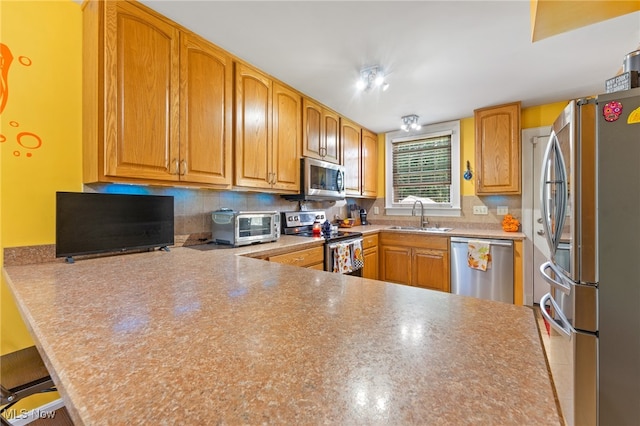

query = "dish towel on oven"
[351,240,364,271]
[467,240,491,271]
[333,243,353,273]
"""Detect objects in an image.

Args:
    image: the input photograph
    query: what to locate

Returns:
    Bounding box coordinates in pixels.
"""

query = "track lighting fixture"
[356,65,389,92]
[401,115,422,131]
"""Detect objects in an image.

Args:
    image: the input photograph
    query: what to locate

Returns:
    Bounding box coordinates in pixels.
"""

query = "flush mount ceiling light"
[401,114,422,131]
[356,65,389,92]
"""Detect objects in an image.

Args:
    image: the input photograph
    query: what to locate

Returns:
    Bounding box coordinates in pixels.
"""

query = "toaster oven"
[211,209,279,247]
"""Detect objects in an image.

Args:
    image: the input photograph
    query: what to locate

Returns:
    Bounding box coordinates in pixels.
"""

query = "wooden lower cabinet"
[362,233,379,280]
[268,246,324,269]
[379,245,411,284]
[412,247,449,292]
[379,232,450,292]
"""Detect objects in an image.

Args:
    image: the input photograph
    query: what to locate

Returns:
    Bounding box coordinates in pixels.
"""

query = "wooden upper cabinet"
[83,0,232,187]
[342,120,378,198]
[361,129,378,198]
[342,119,361,195]
[180,33,233,185]
[302,98,340,164]
[103,0,180,181]
[303,100,322,160]
[235,63,272,189]
[323,110,340,164]
[272,82,301,191]
[180,31,233,186]
[235,64,301,191]
[474,101,521,195]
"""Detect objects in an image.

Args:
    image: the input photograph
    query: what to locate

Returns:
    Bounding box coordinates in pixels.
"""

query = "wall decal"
[0,43,13,114]
[0,43,42,159]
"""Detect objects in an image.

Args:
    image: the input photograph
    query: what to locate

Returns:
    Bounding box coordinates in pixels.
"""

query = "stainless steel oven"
[281,210,363,276]
[324,233,364,276]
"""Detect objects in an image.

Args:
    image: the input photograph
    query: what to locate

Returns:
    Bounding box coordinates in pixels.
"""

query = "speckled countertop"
[3,242,559,425]
[348,224,526,240]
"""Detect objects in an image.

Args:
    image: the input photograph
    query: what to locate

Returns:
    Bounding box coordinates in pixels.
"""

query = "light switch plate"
[373,206,379,215]
[473,205,489,215]
[497,206,508,215]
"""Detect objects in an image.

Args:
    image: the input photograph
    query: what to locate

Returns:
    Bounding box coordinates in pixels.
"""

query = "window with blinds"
[392,134,452,203]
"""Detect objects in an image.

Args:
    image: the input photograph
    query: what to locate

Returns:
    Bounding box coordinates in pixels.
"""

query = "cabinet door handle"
[180,160,187,176]
[271,172,276,185]
[173,159,179,175]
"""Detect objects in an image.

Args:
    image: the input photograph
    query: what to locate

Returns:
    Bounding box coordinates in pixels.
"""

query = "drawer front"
[362,233,379,250]
[380,232,448,250]
[269,246,324,268]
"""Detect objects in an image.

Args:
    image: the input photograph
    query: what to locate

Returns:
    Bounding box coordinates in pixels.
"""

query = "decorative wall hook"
[463,161,473,180]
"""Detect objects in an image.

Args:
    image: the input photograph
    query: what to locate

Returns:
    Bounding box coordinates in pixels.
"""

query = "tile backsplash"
[85,184,352,244]
[85,184,521,244]
[369,195,522,229]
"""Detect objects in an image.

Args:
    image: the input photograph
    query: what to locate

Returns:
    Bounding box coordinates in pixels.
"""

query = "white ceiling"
[139,1,640,134]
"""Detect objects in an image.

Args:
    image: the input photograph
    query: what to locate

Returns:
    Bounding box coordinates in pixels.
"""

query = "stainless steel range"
[281,210,364,276]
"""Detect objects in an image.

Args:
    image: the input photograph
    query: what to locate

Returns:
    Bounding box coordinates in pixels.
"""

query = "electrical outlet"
[373,206,379,215]
[473,205,488,215]
[497,206,508,215]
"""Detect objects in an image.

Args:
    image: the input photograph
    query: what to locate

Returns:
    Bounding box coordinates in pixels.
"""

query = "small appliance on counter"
[359,209,369,225]
[211,209,279,247]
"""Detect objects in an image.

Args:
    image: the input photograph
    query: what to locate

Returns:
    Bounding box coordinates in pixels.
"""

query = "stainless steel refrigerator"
[539,87,640,426]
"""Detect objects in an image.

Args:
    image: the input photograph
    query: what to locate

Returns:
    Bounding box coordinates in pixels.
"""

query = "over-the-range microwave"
[211,209,279,247]
[283,157,346,201]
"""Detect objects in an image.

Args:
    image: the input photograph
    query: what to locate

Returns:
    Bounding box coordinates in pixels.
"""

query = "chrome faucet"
[412,200,429,229]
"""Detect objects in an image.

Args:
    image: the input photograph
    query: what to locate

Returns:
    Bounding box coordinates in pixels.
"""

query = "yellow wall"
[522,100,568,129]
[1,0,82,399]
[1,0,82,411]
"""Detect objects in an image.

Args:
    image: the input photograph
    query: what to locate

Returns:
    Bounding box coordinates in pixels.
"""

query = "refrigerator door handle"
[539,131,568,254]
[540,134,554,252]
[540,292,574,338]
[540,261,572,294]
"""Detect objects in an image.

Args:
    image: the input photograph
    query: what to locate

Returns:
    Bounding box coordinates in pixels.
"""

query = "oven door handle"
[327,238,364,272]
[327,238,363,250]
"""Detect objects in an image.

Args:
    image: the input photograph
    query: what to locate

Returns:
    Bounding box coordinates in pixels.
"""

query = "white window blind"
[392,134,452,203]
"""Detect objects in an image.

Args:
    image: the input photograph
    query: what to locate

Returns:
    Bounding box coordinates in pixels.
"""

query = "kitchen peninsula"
[3,242,559,425]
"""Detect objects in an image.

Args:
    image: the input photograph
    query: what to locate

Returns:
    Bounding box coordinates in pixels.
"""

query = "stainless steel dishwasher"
[450,237,514,303]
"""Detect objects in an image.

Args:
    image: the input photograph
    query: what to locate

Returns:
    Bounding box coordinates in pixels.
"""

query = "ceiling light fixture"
[356,65,389,92]
[400,115,422,132]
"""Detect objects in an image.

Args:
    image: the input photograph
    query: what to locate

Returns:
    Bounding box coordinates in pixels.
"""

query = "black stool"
[1,346,73,425]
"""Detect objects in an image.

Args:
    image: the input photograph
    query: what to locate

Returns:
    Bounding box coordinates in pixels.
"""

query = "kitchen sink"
[387,226,452,233]
[423,227,453,233]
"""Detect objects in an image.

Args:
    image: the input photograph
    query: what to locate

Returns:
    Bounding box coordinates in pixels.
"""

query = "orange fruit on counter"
[502,214,520,232]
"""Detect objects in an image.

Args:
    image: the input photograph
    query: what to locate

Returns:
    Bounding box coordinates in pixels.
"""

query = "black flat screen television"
[56,192,174,259]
